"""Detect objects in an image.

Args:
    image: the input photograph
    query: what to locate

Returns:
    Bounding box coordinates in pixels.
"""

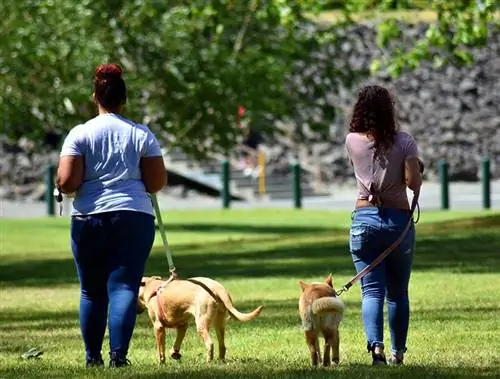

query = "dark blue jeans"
[349,207,415,355]
[71,210,155,361]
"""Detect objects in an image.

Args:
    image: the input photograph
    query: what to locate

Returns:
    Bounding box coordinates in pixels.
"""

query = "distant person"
[345,85,423,366]
[56,64,167,368]
[241,125,263,177]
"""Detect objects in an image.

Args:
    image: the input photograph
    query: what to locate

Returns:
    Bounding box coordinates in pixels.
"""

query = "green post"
[439,159,449,210]
[45,164,56,216]
[292,160,302,209]
[221,159,230,209]
[481,158,491,209]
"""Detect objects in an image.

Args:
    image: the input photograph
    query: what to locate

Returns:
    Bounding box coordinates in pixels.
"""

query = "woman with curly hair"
[345,85,422,366]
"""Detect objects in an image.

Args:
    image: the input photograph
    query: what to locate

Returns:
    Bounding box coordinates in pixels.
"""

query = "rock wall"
[1,22,499,200]
[265,22,500,184]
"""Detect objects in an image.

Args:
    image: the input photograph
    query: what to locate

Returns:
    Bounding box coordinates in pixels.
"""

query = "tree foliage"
[0,0,498,157]
[368,0,500,76]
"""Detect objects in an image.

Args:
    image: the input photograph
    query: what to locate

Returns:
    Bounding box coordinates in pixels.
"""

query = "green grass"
[1,209,500,378]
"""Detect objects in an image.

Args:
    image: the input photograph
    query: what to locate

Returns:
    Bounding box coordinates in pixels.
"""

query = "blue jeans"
[349,207,415,355]
[71,210,155,361]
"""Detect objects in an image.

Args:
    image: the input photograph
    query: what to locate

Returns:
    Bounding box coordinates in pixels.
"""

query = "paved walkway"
[1,180,499,219]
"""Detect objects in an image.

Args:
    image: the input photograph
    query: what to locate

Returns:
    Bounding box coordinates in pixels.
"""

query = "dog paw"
[170,349,182,360]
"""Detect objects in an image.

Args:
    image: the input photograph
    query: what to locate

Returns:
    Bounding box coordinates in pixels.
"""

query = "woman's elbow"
[143,172,167,194]
[407,176,422,192]
[140,156,168,194]
[56,156,84,194]
[56,176,81,194]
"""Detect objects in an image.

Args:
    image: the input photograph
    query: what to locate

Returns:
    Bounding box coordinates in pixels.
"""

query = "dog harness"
[146,279,175,325]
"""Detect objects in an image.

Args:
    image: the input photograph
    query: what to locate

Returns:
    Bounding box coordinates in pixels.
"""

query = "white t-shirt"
[59,113,163,216]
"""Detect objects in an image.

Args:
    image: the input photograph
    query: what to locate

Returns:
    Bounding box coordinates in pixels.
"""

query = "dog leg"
[315,338,321,365]
[196,315,214,362]
[154,323,166,364]
[214,312,227,361]
[304,330,320,366]
[331,328,340,365]
[171,324,188,360]
[322,334,331,367]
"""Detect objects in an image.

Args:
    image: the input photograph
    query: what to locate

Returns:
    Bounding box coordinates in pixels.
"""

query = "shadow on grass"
[154,223,334,235]
[0,310,79,335]
[1,215,500,287]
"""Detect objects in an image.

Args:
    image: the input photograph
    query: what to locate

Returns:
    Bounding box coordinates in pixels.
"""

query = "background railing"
[42,158,495,216]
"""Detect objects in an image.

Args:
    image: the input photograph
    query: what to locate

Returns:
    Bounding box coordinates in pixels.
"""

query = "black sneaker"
[86,357,104,368]
[371,347,387,366]
[109,352,131,368]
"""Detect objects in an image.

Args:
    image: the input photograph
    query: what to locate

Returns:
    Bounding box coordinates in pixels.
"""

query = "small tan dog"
[138,275,263,363]
[298,274,345,367]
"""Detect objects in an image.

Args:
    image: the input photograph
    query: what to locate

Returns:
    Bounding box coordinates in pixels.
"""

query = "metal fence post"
[439,159,449,210]
[292,160,302,209]
[481,158,491,209]
[221,160,230,209]
[45,164,56,216]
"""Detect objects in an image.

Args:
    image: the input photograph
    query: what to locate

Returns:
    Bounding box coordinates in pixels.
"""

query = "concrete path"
[1,180,499,219]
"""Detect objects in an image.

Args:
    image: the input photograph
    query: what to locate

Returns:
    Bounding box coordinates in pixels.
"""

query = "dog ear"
[324,274,333,288]
[299,281,308,292]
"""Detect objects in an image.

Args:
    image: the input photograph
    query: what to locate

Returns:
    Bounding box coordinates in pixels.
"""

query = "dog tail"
[219,291,263,322]
[311,296,344,316]
[227,303,264,322]
[187,278,263,322]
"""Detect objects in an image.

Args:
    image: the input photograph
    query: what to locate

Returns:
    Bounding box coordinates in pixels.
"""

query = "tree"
[0,0,498,157]
[0,1,108,146]
[368,0,500,76]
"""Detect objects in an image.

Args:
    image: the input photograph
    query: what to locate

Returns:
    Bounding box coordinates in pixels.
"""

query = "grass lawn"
[1,209,499,378]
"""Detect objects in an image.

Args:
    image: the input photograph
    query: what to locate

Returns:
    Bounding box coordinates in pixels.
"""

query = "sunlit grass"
[1,209,499,378]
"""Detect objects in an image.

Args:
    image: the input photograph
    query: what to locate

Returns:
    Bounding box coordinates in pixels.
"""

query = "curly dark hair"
[349,85,399,155]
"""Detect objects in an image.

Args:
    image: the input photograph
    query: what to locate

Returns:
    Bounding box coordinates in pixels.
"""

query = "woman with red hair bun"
[56,64,167,368]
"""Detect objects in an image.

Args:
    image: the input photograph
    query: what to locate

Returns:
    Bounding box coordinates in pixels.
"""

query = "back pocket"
[349,224,375,257]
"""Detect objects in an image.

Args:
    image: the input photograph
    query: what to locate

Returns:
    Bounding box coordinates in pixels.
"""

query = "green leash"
[150,193,177,279]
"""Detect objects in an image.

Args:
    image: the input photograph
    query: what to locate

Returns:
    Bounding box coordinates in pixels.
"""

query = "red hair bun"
[95,64,123,81]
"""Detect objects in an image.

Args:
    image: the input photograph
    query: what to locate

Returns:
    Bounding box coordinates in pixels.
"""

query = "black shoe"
[109,352,131,368]
[388,352,404,365]
[86,357,104,368]
[371,346,387,366]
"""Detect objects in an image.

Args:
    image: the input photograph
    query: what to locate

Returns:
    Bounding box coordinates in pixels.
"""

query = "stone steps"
[164,147,331,201]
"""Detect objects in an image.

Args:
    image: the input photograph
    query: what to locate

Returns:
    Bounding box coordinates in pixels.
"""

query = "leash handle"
[150,193,176,274]
[338,190,420,296]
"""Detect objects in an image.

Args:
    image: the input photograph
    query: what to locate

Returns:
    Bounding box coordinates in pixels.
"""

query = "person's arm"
[345,134,354,167]
[404,135,422,192]
[56,128,85,194]
[405,158,422,191]
[140,129,167,194]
